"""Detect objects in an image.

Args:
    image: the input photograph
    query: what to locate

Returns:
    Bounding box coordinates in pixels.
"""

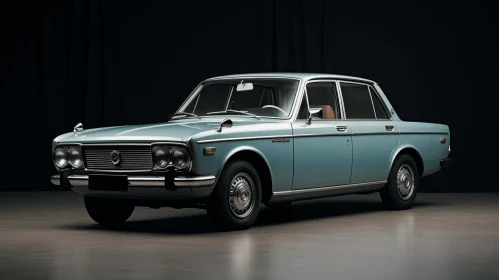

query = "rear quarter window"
[369,86,389,119]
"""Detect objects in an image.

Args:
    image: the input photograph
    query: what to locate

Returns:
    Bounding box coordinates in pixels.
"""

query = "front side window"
[179,79,299,118]
[340,82,376,119]
[306,82,341,119]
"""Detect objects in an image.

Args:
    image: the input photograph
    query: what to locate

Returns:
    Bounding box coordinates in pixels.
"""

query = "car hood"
[54,118,273,144]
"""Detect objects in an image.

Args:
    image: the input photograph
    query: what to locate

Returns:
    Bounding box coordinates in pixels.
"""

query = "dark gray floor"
[0,192,498,280]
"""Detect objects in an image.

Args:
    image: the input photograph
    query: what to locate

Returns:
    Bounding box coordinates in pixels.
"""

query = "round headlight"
[54,147,69,168]
[152,146,170,169]
[171,147,191,170]
[69,146,83,168]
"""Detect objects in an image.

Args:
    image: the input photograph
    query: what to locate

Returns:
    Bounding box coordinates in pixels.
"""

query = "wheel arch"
[389,145,424,177]
[216,146,273,203]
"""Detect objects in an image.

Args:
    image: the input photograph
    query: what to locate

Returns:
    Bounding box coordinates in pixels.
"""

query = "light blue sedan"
[51,73,452,230]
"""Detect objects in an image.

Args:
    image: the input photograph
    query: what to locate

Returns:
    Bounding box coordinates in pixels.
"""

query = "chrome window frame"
[337,80,393,121]
[176,77,304,121]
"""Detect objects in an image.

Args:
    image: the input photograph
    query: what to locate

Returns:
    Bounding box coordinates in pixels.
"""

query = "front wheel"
[380,154,419,210]
[84,196,135,227]
[207,160,262,231]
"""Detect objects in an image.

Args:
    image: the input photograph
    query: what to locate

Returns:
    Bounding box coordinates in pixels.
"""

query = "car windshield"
[178,79,300,118]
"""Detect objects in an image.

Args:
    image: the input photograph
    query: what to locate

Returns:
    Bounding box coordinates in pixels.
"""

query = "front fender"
[208,145,272,185]
[190,139,293,193]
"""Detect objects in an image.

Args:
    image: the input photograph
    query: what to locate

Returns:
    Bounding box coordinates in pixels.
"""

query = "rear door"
[339,81,399,184]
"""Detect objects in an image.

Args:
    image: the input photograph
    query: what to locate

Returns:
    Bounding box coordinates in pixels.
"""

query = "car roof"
[204,72,376,84]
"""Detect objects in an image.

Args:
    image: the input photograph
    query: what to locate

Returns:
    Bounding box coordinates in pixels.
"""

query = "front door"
[292,81,352,190]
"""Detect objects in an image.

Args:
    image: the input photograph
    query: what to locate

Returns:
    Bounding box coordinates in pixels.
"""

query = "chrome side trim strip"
[79,143,152,146]
[273,180,387,196]
[352,132,397,136]
[344,119,394,122]
[297,132,448,137]
[197,131,448,143]
[399,132,449,135]
[197,135,293,144]
[293,133,348,138]
[351,132,447,136]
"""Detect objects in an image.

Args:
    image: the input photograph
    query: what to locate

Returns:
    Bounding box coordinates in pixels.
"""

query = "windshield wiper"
[168,112,201,120]
[206,109,260,120]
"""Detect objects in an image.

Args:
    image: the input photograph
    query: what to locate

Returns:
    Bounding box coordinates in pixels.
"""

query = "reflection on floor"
[0,192,498,280]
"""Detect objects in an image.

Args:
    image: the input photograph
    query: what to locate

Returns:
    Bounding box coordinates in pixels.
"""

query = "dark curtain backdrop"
[1,0,497,191]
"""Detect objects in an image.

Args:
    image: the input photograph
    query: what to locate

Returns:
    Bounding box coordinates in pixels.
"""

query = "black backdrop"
[1,0,497,191]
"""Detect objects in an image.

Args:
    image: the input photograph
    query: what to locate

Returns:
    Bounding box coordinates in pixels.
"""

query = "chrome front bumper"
[50,174,216,188]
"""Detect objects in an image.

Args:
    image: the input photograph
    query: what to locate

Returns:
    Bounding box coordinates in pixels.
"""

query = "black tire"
[380,154,419,210]
[84,196,135,227]
[207,160,262,231]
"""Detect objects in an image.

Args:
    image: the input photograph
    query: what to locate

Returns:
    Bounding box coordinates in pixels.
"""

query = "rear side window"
[369,86,389,119]
[340,83,375,119]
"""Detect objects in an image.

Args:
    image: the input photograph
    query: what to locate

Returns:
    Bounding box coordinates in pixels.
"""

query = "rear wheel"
[380,154,419,210]
[84,196,135,227]
[207,160,262,231]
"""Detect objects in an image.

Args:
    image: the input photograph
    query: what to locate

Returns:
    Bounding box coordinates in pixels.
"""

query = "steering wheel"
[261,105,287,115]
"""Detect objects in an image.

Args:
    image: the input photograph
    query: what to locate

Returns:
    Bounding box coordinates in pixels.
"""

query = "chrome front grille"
[83,145,153,171]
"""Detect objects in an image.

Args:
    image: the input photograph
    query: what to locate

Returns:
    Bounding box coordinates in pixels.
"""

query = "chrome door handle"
[385,125,394,131]
[337,126,347,132]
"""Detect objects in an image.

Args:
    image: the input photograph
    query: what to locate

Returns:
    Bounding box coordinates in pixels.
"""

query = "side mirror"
[218,118,233,132]
[306,115,312,125]
[73,122,83,133]
[306,108,322,124]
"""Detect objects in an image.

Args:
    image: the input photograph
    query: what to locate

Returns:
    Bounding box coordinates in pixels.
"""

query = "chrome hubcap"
[229,172,255,218]
[397,164,415,200]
